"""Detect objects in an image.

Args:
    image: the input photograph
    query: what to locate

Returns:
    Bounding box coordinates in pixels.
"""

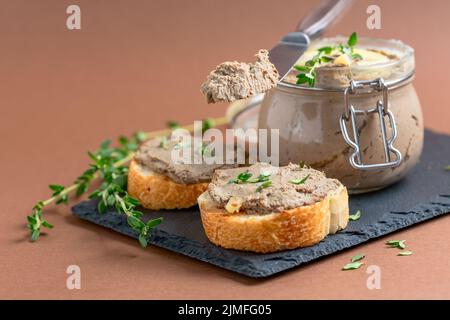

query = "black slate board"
[72,130,450,278]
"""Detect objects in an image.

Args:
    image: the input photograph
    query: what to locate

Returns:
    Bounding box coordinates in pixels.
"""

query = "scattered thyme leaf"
[290,174,310,185]
[445,165,450,171]
[159,136,169,149]
[349,210,361,221]
[318,46,333,54]
[294,65,310,72]
[167,121,180,129]
[352,53,363,60]
[249,171,271,183]
[342,261,363,271]
[230,171,253,184]
[398,250,413,256]
[348,32,358,47]
[256,180,272,192]
[386,240,406,249]
[202,118,215,133]
[351,254,365,262]
[298,161,307,168]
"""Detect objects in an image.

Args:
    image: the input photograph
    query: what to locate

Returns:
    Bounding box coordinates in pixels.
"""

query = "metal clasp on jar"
[339,78,402,170]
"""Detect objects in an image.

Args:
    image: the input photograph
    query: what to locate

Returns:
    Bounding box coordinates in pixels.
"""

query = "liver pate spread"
[135,137,236,184]
[207,162,342,215]
[201,50,279,103]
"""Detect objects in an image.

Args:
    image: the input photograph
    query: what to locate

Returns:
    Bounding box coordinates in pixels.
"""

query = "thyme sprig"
[294,32,361,87]
[27,132,159,246]
[26,116,229,247]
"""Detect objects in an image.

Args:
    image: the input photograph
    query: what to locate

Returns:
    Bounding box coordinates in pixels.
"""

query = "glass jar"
[230,37,423,194]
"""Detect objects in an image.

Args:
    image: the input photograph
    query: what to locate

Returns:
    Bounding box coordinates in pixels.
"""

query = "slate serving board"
[72,130,450,278]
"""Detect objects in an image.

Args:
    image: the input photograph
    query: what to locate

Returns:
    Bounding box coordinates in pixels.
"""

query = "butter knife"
[270,0,352,80]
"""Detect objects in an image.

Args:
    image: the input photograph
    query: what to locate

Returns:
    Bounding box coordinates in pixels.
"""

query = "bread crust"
[128,160,209,210]
[198,186,348,253]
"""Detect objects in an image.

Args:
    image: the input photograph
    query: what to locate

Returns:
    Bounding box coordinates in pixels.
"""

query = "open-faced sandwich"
[128,136,236,210]
[198,162,349,253]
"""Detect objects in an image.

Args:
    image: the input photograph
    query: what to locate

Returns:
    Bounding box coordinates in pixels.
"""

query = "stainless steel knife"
[269,0,352,80]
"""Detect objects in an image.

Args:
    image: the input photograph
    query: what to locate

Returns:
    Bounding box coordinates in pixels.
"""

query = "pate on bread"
[128,137,237,210]
[198,162,349,253]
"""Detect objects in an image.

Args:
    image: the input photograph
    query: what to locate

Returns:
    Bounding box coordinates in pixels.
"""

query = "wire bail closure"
[340,78,402,170]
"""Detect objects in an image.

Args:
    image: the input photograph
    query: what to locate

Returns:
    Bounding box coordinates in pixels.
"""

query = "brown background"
[1,0,449,299]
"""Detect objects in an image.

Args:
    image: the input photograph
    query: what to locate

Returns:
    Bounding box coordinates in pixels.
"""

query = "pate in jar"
[257,37,423,193]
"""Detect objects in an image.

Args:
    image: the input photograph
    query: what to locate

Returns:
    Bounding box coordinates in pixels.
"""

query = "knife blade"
[269,0,352,80]
[269,32,310,81]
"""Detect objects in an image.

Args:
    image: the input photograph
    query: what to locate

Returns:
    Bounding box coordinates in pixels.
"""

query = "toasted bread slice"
[198,185,348,253]
[128,160,208,210]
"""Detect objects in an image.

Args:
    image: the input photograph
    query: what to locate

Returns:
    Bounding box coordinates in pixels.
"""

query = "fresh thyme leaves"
[351,254,365,263]
[386,239,415,256]
[90,178,163,247]
[445,165,450,171]
[49,184,69,204]
[167,121,180,129]
[386,240,406,249]
[202,118,215,133]
[27,201,53,242]
[248,171,271,183]
[342,261,364,271]
[230,171,253,184]
[342,251,365,271]
[27,131,157,246]
[347,31,357,47]
[290,174,310,185]
[229,171,272,191]
[256,180,272,192]
[294,32,361,87]
[349,209,361,221]
[298,160,307,168]
[159,136,169,149]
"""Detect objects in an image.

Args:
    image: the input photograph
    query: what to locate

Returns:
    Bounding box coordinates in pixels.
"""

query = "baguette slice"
[198,185,348,253]
[128,160,208,210]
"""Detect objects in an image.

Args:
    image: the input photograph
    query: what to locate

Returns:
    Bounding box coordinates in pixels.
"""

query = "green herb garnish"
[386,240,406,249]
[294,32,361,87]
[249,171,271,183]
[342,261,364,271]
[159,136,169,149]
[445,165,450,171]
[27,131,163,247]
[230,171,253,184]
[351,254,365,262]
[397,250,413,256]
[256,180,272,192]
[342,251,366,270]
[290,174,310,185]
[202,118,215,133]
[167,121,180,129]
[347,31,357,47]
[349,210,361,221]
